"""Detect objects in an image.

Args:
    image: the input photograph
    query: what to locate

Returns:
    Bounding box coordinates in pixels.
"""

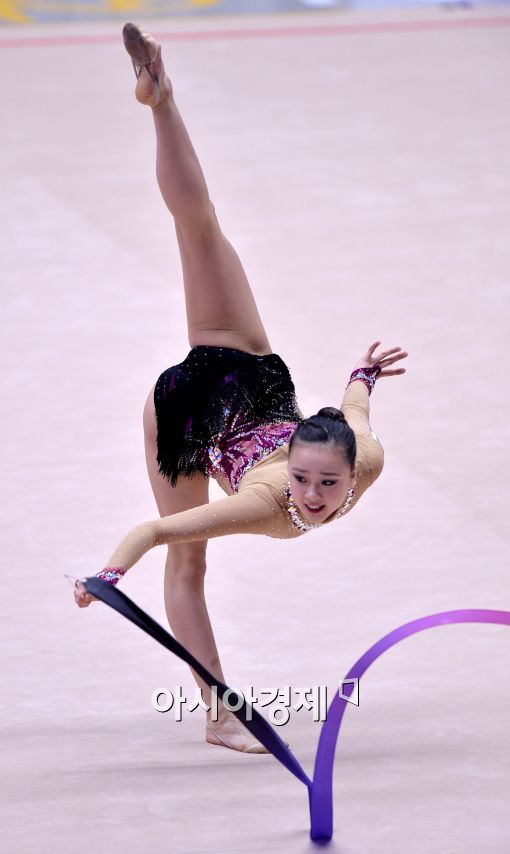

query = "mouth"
[304,503,325,515]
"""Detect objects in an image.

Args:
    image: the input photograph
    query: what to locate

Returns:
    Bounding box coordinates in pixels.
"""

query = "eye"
[322,480,336,487]
[293,474,306,483]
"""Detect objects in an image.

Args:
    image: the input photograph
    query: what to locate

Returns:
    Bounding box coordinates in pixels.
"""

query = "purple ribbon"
[309,609,510,840]
[83,580,510,845]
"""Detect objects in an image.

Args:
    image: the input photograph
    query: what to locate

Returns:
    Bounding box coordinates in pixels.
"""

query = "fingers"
[378,368,406,377]
[378,346,403,359]
[367,340,382,357]
[74,587,91,607]
[378,350,408,367]
[366,343,408,364]
[74,580,97,608]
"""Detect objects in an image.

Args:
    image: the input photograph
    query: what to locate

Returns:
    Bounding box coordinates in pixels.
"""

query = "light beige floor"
[1,7,510,853]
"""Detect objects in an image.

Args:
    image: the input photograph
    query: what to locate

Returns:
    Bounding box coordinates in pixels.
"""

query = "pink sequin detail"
[347,365,381,395]
[204,420,298,493]
[95,567,127,586]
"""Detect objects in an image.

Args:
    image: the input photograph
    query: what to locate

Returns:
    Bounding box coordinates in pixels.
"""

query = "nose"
[305,485,322,502]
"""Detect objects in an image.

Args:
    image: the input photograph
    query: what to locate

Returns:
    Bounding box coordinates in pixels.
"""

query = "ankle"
[134,58,172,109]
[151,88,173,114]
[206,707,232,727]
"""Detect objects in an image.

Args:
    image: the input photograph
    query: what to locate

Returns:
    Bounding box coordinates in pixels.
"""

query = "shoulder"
[238,452,304,540]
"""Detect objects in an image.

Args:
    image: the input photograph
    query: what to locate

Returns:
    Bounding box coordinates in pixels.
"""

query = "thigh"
[175,205,272,356]
[143,387,209,568]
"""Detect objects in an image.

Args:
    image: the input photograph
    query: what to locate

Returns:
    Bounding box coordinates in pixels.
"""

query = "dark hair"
[288,407,356,470]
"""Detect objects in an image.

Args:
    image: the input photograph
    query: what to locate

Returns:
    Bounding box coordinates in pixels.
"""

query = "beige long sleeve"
[104,474,299,572]
[340,378,385,504]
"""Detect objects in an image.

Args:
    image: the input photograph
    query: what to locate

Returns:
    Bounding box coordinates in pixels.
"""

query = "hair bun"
[289,405,356,469]
[316,406,346,423]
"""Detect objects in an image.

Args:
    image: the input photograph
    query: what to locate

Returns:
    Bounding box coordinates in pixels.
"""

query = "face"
[288,440,356,524]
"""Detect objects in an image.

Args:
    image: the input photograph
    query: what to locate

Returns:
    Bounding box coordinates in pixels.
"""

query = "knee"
[174,201,220,242]
[165,543,207,587]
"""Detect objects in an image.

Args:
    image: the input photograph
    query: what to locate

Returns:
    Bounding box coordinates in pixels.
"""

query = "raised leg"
[127,26,272,356]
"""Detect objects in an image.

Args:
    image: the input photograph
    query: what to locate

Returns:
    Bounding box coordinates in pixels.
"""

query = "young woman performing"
[73,23,408,754]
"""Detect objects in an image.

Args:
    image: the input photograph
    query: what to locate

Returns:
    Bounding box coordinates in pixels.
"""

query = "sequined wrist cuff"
[347,365,382,395]
[95,567,127,586]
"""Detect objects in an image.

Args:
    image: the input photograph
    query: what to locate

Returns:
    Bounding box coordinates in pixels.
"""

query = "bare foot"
[205,710,270,754]
[122,22,171,108]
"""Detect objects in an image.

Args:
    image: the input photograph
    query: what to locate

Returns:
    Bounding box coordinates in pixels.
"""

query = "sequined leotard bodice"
[203,414,299,494]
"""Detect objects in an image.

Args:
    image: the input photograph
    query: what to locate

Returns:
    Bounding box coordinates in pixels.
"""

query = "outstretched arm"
[74,487,278,607]
[341,341,408,493]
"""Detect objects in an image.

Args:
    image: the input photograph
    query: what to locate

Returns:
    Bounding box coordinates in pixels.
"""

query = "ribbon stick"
[84,579,510,844]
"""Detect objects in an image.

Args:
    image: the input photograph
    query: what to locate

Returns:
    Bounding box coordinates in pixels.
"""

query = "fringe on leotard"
[153,345,302,487]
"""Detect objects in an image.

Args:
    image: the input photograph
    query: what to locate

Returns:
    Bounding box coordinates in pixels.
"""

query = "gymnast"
[73,23,408,753]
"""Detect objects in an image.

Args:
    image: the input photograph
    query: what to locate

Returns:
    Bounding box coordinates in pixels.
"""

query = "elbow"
[356,439,384,488]
[133,519,163,551]
[369,443,384,483]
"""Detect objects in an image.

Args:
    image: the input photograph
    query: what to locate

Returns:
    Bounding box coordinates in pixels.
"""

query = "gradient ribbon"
[84,579,510,843]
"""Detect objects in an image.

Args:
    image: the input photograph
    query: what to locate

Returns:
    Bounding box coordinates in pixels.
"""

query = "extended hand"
[74,580,98,608]
[353,341,408,378]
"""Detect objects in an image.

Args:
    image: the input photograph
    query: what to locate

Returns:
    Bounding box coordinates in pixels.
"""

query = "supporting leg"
[143,390,268,752]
